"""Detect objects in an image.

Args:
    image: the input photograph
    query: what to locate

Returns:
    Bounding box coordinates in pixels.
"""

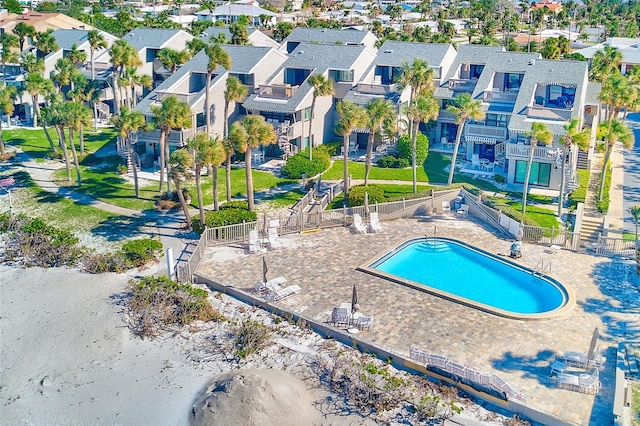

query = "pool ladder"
[533,259,551,277]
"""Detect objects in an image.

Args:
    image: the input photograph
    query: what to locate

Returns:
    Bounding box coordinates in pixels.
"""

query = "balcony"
[526,105,573,121]
[506,143,559,161]
[355,83,397,95]
[155,91,197,104]
[448,79,477,93]
[257,84,297,100]
[466,124,507,140]
[483,89,518,104]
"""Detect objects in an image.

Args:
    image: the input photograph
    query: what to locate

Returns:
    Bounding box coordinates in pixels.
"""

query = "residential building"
[194,1,276,27]
[574,37,640,75]
[0,10,95,35]
[242,42,377,156]
[133,45,287,161]
[278,27,378,53]
[198,27,280,49]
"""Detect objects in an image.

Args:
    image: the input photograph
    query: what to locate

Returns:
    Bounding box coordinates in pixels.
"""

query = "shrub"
[83,251,130,274]
[396,132,429,166]
[597,164,612,214]
[377,155,410,169]
[281,148,330,179]
[349,185,385,206]
[192,205,257,234]
[117,164,128,175]
[568,169,589,209]
[494,174,506,184]
[234,319,271,358]
[122,238,163,267]
[321,141,342,156]
[221,200,250,210]
[127,276,218,338]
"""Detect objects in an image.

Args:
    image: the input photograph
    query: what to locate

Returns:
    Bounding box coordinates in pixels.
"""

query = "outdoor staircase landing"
[580,217,603,247]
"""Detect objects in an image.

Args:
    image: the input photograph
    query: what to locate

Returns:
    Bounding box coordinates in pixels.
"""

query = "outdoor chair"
[267,227,282,250]
[356,316,374,331]
[369,212,382,232]
[352,214,367,234]
[267,284,301,302]
[349,143,359,155]
[456,204,469,219]
[330,307,350,328]
[471,154,481,170]
[441,201,452,216]
[249,230,266,254]
[557,351,589,369]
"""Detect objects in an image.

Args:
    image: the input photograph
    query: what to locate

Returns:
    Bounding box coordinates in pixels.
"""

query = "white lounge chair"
[268,284,301,302]
[369,212,382,232]
[248,230,266,254]
[457,204,469,218]
[267,227,282,250]
[441,201,451,216]
[352,213,367,233]
[471,154,481,170]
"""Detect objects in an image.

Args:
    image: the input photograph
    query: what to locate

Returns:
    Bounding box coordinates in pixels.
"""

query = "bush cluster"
[234,320,272,359]
[396,132,429,166]
[127,276,219,338]
[322,141,342,156]
[192,201,257,234]
[155,188,192,211]
[122,239,164,267]
[281,146,331,179]
[348,185,385,207]
[377,155,410,169]
[482,196,540,227]
[596,164,612,214]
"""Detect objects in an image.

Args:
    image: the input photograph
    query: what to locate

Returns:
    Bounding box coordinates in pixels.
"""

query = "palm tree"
[45,96,73,181]
[66,44,87,69]
[168,148,194,230]
[187,132,216,224]
[0,33,19,81]
[111,107,148,197]
[33,29,58,58]
[600,73,636,120]
[13,22,35,53]
[20,52,43,75]
[52,57,76,93]
[307,74,334,160]
[158,47,191,74]
[65,101,92,186]
[521,122,553,213]
[396,59,435,136]
[151,95,192,194]
[589,46,622,83]
[405,95,439,192]
[446,93,485,186]
[204,43,231,136]
[229,115,277,211]
[335,101,367,202]
[0,82,16,157]
[186,38,206,56]
[24,72,56,151]
[109,39,141,115]
[223,76,247,202]
[364,98,396,186]
[597,119,634,200]
[629,205,640,243]
[557,118,589,217]
[88,30,107,131]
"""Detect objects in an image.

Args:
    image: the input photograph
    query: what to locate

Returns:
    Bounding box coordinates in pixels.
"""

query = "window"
[374,66,403,85]
[470,64,484,79]
[284,68,311,86]
[514,161,551,187]
[329,69,354,83]
[304,107,311,120]
[484,113,508,128]
[504,73,523,90]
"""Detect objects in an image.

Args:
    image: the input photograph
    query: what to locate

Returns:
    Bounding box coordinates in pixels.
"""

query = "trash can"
[454,196,464,210]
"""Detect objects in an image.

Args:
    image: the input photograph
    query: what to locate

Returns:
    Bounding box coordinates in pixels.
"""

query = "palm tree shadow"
[91,213,157,242]
[489,349,556,387]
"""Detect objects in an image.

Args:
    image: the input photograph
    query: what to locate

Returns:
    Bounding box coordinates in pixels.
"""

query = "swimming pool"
[361,238,572,319]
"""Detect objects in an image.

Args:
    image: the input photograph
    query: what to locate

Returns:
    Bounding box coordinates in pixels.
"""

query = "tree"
[44,96,73,181]
[87,30,107,131]
[111,107,148,197]
[51,57,76,93]
[597,119,634,200]
[557,118,589,217]
[600,72,636,120]
[204,43,231,137]
[273,22,294,41]
[589,46,622,83]
[223,76,247,203]
[0,82,16,157]
[151,95,192,194]
[188,132,211,225]
[405,95,439,192]
[24,72,56,151]
[629,205,640,243]
[158,47,191,74]
[33,29,58,58]
[229,115,277,211]
[66,44,87,68]
[446,93,485,186]
[168,148,195,230]
[13,22,35,53]
[522,122,553,213]
[20,52,43,75]
[364,98,396,186]
[0,33,19,81]
[229,20,249,45]
[65,101,92,186]
[396,58,434,104]
[186,38,207,56]
[109,39,141,115]
[335,101,367,202]
[307,74,334,161]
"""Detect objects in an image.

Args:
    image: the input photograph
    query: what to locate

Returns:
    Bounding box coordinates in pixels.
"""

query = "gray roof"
[223,44,276,73]
[196,4,276,17]
[51,29,88,51]
[243,43,370,113]
[122,28,186,51]
[282,27,372,46]
[374,40,453,67]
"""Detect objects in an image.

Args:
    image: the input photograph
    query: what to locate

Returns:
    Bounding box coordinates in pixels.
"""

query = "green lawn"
[487,197,561,228]
[633,382,639,426]
[5,128,117,161]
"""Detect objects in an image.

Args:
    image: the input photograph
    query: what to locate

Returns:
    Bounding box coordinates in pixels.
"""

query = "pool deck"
[196,216,640,425]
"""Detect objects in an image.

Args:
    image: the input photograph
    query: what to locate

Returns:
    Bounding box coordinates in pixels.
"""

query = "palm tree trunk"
[164,132,172,196]
[79,123,84,154]
[308,97,316,161]
[57,126,72,181]
[92,101,99,132]
[174,179,192,230]
[245,148,255,211]
[158,130,166,192]
[32,95,39,128]
[411,118,418,193]
[225,153,232,204]
[206,71,212,135]
[68,127,82,186]
[195,163,205,225]
[112,72,121,116]
[447,121,465,186]
[0,118,5,158]
[364,131,375,186]
[213,166,219,211]
[521,142,536,213]
[343,133,350,201]
[557,144,570,217]
[598,143,613,200]
[128,139,140,198]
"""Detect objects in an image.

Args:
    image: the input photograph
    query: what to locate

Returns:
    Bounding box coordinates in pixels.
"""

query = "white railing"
[506,144,557,160]
[466,123,507,139]
[595,236,637,259]
[483,90,518,103]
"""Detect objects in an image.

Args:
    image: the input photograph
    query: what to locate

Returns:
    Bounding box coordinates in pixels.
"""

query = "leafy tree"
[364,98,396,186]
[0,33,19,80]
[307,74,334,161]
[335,101,367,201]
[1,0,23,13]
[169,149,195,230]
[446,93,485,186]
[111,107,148,197]
[229,115,277,211]
[158,47,191,74]
[13,22,35,53]
[522,122,553,213]
[405,95,438,192]
[151,95,192,194]
[597,119,634,200]
[0,82,16,157]
[223,76,247,203]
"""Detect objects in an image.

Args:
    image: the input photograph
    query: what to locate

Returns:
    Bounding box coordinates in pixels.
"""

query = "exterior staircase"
[565,167,578,192]
[577,149,589,170]
[580,217,603,247]
[276,121,296,159]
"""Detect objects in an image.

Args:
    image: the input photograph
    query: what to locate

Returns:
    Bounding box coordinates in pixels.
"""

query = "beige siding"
[252,49,288,86]
[163,31,194,51]
[191,74,227,137]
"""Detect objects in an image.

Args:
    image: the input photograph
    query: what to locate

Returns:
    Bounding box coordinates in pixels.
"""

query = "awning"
[465,136,499,145]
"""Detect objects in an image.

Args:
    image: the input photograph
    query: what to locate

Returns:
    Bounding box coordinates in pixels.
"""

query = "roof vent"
[528,60,535,65]
[298,50,304,54]
[383,49,393,53]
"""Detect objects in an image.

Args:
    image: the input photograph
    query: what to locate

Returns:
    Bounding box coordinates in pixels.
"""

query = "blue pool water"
[371,239,566,315]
